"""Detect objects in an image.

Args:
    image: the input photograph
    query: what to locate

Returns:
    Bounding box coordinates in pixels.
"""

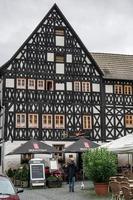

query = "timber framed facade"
[1,4,133,146]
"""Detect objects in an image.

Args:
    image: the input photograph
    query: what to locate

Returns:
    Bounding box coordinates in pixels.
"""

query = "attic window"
[55,55,64,63]
[55,29,64,36]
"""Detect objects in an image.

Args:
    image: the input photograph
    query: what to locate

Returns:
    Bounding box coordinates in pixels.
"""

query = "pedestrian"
[66,159,77,192]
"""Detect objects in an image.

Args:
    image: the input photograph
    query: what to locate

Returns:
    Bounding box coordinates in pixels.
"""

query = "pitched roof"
[0,4,103,77]
[91,52,133,80]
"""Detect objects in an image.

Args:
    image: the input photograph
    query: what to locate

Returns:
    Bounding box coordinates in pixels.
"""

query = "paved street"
[19,181,111,200]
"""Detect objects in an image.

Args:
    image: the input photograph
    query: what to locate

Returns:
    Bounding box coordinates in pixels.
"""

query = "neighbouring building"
[1,4,133,169]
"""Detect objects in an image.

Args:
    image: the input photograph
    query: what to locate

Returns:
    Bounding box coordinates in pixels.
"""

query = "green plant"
[6,168,14,178]
[47,175,58,181]
[83,148,117,183]
[21,165,29,181]
[14,169,21,180]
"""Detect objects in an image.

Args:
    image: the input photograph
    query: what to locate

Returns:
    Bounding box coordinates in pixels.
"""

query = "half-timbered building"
[1,4,133,169]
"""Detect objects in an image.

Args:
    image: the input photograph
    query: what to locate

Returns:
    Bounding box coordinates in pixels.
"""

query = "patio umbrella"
[7,138,57,155]
[63,137,100,153]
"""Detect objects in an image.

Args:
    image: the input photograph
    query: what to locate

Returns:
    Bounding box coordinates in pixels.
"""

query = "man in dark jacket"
[67,159,77,192]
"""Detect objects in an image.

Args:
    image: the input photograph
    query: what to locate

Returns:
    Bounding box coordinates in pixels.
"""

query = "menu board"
[50,159,58,171]
[30,164,45,180]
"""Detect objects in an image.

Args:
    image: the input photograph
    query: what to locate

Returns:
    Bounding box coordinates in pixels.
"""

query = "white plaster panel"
[56,36,64,46]
[105,85,113,93]
[66,82,72,90]
[9,105,14,112]
[56,63,64,74]
[6,79,14,88]
[56,83,64,90]
[93,106,100,113]
[47,53,54,62]
[92,83,100,92]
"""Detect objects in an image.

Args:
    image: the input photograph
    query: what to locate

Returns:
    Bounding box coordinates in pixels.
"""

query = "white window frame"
[28,114,38,128]
[37,80,44,90]
[114,85,123,94]
[28,79,35,90]
[82,82,90,92]
[125,115,133,128]
[124,85,132,95]
[83,115,92,129]
[74,81,81,91]
[17,78,26,89]
[42,114,53,128]
[16,113,26,128]
[55,115,65,129]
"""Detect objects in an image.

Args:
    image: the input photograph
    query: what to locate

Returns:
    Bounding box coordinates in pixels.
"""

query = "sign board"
[29,158,45,188]
[49,159,58,171]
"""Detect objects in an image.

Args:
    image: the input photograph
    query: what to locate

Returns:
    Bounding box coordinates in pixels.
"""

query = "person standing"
[67,159,77,192]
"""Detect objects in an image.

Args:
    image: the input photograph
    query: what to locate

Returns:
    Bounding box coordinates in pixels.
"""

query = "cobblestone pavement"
[19,181,111,200]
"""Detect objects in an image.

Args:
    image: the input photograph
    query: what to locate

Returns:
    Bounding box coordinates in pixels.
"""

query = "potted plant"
[14,169,21,186]
[6,168,15,183]
[83,148,117,196]
[46,175,62,188]
[20,165,29,188]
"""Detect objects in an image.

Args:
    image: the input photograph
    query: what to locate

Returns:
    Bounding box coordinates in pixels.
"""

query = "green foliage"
[83,148,117,183]
[6,168,14,178]
[47,175,63,182]
[47,175,58,181]
[21,165,29,181]
[14,169,21,180]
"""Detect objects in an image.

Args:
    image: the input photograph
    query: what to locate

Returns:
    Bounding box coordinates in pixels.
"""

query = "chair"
[120,181,130,188]
[122,177,129,182]
[109,181,122,200]
[121,186,133,200]
[116,177,123,182]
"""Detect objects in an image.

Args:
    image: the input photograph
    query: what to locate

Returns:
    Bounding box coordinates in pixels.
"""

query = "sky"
[0,0,133,66]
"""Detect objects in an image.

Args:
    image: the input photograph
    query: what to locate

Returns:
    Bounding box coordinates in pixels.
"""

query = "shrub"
[83,148,117,183]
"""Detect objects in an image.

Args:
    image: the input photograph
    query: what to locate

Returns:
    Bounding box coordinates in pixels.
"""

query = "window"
[83,115,91,129]
[114,85,123,94]
[55,115,64,129]
[74,81,81,91]
[55,55,64,63]
[28,114,38,128]
[82,82,90,92]
[42,114,52,128]
[125,115,133,128]
[17,78,26,89]
[37,80,44,90]
[46,80,53,91]
[55,29,64,36]
[28,79,35,90]
[124,85,132,95]
[16,113,26,128]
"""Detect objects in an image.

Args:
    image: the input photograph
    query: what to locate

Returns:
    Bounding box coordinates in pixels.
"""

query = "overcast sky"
[0,0,133,66]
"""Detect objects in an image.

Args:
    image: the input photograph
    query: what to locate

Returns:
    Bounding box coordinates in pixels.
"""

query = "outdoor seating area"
[109,174,133,200]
